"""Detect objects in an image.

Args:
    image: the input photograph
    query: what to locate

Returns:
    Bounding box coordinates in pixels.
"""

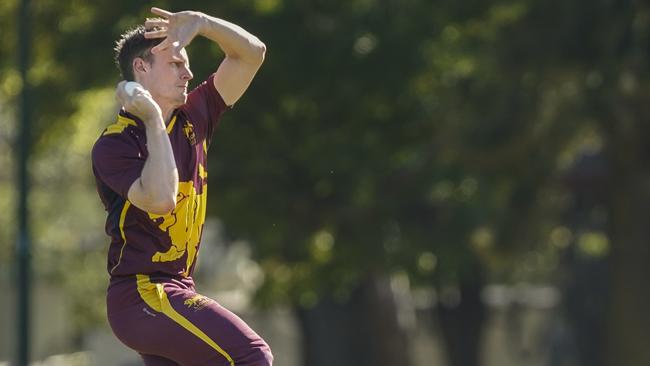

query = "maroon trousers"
[107,275,273,366]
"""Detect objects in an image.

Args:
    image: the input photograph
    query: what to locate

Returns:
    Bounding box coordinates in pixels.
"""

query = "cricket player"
[91,7,272,366]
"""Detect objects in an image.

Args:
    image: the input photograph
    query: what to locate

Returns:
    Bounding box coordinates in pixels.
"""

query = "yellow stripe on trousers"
[136,274,235,366]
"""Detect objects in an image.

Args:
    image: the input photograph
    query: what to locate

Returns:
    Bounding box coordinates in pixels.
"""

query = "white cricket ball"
[124,81,143,96]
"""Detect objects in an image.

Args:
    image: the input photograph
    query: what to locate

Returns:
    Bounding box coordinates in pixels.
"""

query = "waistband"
[109,273,195,290]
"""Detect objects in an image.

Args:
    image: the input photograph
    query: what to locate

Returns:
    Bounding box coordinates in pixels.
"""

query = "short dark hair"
[114,25,164,81]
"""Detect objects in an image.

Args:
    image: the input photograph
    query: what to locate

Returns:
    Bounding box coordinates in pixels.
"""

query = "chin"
[175,95,188,107]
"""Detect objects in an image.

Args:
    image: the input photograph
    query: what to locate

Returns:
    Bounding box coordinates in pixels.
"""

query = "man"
[91,7,272,366]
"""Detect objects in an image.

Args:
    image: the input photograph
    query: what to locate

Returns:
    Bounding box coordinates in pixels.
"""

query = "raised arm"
[145,7,266,106]
[116,81,179,215]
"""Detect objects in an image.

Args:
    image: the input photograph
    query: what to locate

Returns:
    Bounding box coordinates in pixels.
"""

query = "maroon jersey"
[92,74,227,278]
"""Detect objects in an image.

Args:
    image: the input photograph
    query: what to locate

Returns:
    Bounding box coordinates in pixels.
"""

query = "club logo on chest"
[183,120,196,145]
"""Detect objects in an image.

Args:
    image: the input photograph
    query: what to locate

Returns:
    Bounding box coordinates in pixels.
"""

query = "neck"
[159,103,176,125]
[146,90,176,125]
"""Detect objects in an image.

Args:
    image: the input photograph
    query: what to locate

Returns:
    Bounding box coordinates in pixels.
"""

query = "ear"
[132,57,150,77]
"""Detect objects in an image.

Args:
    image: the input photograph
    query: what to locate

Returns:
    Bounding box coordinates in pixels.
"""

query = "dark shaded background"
[1,0,650,365]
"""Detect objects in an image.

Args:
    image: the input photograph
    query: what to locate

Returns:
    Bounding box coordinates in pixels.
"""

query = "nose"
[182,65,193,81]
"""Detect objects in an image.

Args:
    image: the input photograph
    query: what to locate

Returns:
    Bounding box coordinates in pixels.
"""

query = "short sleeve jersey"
[92,74,227,278]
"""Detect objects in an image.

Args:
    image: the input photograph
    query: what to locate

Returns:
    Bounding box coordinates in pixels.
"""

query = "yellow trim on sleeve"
[103,114,177,135]
[103,115,137,135]
[135,275,235,366]
[110,201,131,274]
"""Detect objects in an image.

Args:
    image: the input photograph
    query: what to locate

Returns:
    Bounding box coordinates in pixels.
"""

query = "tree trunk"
[562,152,609,366]
[295,274,410,366]
[563,254,608,366]
[435,263,486,366]
[606,172,650,366]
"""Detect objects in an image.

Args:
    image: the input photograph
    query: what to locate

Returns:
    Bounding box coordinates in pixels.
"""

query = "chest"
[135,116,207,187]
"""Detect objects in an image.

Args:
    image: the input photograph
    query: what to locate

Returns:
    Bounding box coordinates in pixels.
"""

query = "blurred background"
[2,0,650,365]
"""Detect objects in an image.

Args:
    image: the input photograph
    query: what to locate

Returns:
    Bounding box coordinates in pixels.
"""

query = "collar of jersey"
[119,109,179,134]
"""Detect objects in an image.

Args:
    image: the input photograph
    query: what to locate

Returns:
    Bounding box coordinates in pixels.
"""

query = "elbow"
[251,39,266,65]
[129,177,178,215]
[148,197,177,215]
[149,202,176,215]
[258,41,267,61]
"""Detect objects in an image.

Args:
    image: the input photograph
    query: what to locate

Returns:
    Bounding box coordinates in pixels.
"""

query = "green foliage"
[208,0,560,304]
[207,0,650,306]
[2,0,650,348]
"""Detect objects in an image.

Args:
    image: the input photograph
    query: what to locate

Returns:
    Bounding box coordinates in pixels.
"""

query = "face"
[134,47,193,109]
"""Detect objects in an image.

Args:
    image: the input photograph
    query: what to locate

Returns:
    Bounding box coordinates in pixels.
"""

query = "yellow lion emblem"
[148,180,207,276]
[184,294,213,311]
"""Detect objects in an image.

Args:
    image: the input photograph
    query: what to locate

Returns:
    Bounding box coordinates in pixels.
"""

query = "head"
[114,25,193,109]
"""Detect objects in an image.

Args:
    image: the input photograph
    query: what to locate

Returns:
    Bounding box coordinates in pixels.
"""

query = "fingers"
[144,18,168,40]
[151,39,182,54]
[151,39,171,54]
[115,80,126,96]
[145,17,168,28]
[151,7,173,18]
[144,29,167,39]
[151,40,181,54]
[115,81,130,106]
[116,80,146,100]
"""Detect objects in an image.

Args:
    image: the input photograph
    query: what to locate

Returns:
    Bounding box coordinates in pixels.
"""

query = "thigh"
[141,353,180,366]
[131,276,271,366]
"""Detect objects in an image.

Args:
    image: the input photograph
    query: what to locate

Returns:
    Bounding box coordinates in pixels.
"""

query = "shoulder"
[92,116,145,163]
[102,114,141,136]
[180,75,228,117]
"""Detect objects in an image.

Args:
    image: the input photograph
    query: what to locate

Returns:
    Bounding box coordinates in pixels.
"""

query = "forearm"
[197,13,266,64]
[138,120,178,212]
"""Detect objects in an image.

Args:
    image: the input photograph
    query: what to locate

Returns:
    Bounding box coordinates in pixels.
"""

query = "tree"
[3,1,650,365]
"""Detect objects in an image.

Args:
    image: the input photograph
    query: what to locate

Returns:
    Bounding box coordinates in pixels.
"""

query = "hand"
[115,81,163,126]
[144,7,203,54]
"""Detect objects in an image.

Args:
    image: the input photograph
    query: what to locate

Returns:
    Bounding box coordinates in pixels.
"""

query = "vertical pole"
[16,0,32,364]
